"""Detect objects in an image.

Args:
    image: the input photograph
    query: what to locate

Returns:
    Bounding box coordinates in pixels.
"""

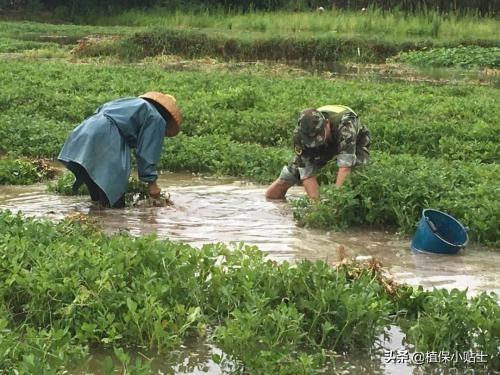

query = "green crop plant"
[0,57,498,246]
[0,212,497,372]
[1,59,498,163]
[0,158,55,185]
[293,152,500,246]
[395,286,499,370]
[0,158,40,185]
[47,170,87,195]
[0,21,499,248]
[391,46,500,69]
[0,14,498,373]
[160,134,289,183]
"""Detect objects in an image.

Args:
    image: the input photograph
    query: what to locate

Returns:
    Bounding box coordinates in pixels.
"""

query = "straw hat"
[140,92,182,137]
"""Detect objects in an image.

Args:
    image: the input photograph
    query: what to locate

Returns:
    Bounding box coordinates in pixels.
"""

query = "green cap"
[297,108,327,148]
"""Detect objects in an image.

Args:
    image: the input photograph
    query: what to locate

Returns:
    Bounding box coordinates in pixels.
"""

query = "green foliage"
[214,304,320,373]
[293,152,500,246]
[293,184,363,230]
[161,135,289,183]
[0,158,46,185]
[79,25,500,67]
[124,177,149,204]
[0,14,498,373]
[47,170,88,195]
[0,59,498,162]
[0,212,497,371]
[392,46,500,68]
[0,58,499,245]
[94,8,499,44]
[396,286,500,369]
[0,36,58,53]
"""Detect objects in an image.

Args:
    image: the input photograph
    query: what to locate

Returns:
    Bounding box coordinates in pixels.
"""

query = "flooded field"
[81,326,413,375]
[1,9,498,373]
[0,173,498,297]
[1,174,497,374]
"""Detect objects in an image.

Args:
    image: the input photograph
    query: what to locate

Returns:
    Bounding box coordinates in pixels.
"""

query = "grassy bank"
[0,212,497,372]
[86,8,499,65]
[97,8,499,44]
[76,26,500,66]
[1,9,499,67]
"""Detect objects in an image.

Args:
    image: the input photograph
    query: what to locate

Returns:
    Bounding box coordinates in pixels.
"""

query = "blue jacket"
[58,97,167,205]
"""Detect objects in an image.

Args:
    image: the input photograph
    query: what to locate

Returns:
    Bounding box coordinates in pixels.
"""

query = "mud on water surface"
[0,172,498,297]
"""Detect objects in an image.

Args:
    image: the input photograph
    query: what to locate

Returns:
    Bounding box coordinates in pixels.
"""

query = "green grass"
[0,20,140,38]
[96,8,500,44]
[0,20,141,56]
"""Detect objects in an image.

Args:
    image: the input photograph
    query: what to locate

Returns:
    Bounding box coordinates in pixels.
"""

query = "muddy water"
[74,325,462,375]
[315,62,500,87]
[1,174,498,374]
[0,173,498,297]
[152,56,499,87]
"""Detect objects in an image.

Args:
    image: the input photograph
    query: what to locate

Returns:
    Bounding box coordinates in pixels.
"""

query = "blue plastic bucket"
[410,209,468,255]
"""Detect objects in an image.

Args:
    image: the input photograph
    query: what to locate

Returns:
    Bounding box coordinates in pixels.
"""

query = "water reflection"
[79,341,224,375]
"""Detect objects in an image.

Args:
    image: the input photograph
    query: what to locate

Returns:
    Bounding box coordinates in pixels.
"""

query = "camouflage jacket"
[292,105,369,169]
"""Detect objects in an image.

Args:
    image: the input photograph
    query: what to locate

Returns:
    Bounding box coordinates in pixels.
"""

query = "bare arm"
[303,176,320,200]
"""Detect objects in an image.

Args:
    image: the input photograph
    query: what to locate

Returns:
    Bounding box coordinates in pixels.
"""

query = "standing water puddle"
[0,173,498,374]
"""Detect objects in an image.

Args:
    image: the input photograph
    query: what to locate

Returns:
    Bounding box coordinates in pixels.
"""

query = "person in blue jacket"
[58,92,182,208]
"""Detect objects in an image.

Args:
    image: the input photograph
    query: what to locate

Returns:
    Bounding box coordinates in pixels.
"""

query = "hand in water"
[134,191,173,208]
[148,181,161,199]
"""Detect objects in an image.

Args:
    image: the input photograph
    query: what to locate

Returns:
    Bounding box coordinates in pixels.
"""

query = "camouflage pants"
[279,156,317,185]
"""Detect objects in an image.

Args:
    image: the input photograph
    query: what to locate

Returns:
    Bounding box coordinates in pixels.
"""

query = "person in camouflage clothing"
[265,105,371,200]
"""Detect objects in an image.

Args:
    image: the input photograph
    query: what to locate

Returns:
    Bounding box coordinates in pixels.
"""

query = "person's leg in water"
[66,161,125,208]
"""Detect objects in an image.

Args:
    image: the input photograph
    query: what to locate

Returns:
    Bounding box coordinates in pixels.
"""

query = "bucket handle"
[425,217,438,232]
